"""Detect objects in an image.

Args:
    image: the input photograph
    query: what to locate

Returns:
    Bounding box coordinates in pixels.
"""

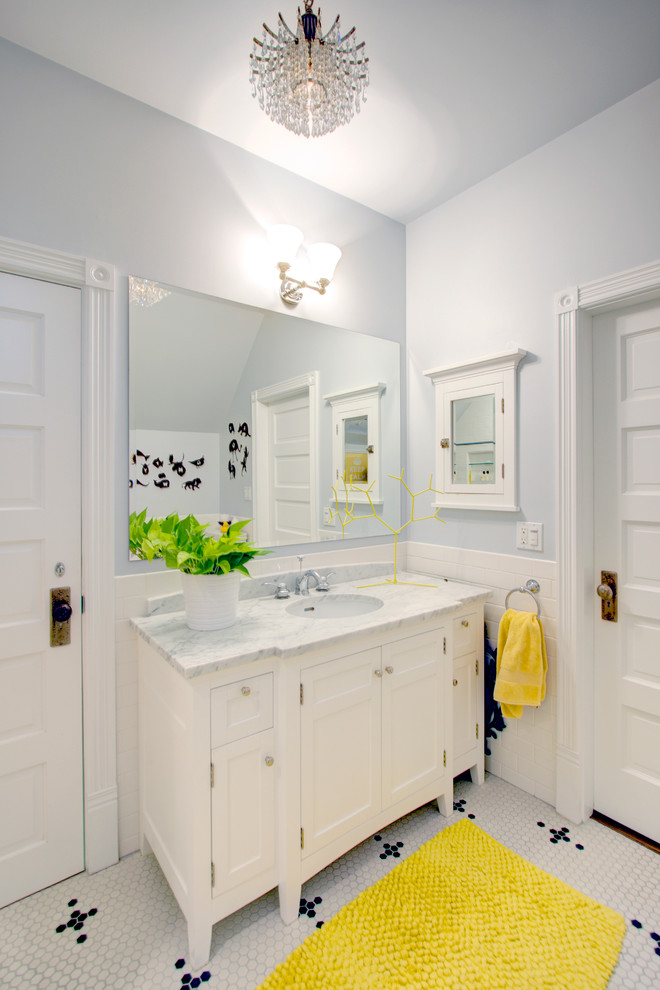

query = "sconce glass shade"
[307,242,342,283]
[267,224,304,265]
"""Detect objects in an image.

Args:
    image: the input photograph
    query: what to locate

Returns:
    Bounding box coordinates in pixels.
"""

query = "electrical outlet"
[517,522,543,551]
[243,486,252,501]
[323,506,333,525]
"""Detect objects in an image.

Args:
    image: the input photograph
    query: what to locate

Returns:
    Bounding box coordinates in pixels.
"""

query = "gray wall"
[0,39,406,574]
[407,78,660,559]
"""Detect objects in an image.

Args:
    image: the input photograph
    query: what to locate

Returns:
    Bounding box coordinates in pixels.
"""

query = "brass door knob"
[597,584,614,601]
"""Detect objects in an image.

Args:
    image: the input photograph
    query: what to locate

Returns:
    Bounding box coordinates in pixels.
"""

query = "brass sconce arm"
[278,262,330,305]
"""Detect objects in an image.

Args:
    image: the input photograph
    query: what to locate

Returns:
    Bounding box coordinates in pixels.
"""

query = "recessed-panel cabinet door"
[381,630,447,808]
[211,728,276,894]
[301,648,381,858]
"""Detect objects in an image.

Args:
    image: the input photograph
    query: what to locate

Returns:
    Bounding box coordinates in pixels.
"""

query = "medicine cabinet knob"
[241,685,251,697]
[453,678,458,687]
[385,666,394,675]
[374,669,382,678]
[264,756,274,767]
[461,619,469,627]
[52,600,73,624]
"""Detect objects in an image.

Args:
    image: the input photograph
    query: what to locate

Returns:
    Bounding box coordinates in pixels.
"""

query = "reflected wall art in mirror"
[128,277,401,552]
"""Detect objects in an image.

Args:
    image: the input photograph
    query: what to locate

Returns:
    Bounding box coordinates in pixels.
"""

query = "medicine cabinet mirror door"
[424,348,526,512]
[326,384,385,504]
[444,384,504,495]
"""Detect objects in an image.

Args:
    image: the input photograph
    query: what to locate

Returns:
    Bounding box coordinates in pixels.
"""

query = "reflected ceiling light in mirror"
[250,0,369,138]
[129,277,171,308]
[268,224,341,305]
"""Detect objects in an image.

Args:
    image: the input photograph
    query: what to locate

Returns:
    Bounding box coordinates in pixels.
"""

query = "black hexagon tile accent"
[174,958,211,987]
[54,898,98,944]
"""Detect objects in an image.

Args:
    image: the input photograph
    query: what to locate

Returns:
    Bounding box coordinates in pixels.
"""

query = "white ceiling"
[1,0,659,222]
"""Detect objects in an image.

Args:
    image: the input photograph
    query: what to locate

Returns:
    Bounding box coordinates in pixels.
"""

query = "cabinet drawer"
[211,673,273,747]
[453,612,478,656]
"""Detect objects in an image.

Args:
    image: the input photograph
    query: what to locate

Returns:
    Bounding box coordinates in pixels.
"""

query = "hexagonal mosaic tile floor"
[1,775,658,989]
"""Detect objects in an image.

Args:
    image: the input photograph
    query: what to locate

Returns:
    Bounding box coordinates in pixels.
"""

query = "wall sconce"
[267,224,342,305]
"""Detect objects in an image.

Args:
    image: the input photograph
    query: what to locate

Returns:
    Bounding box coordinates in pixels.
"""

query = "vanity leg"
[436,786,453,818]
[188,919,213,971]
[278,881,302,926]
[470,761,485,785]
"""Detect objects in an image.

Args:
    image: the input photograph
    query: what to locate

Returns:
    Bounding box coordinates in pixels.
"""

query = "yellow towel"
[494,608,547,719]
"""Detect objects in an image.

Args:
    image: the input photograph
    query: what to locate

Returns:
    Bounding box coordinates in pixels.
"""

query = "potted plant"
[129,510,270,631]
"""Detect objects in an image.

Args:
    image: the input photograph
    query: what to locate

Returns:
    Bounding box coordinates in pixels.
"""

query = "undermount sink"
[286,593,383,619]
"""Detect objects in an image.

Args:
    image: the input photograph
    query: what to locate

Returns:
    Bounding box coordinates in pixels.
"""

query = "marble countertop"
[130,572,491,679]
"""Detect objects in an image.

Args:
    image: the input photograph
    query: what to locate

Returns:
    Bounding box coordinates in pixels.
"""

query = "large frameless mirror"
[128,278,401,550]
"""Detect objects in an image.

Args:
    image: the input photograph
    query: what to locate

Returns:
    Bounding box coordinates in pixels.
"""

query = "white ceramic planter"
[180,571,240,631]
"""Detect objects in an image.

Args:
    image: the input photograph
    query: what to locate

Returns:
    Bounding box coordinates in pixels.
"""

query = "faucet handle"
[262,580,290,599]
[316,570,335,592]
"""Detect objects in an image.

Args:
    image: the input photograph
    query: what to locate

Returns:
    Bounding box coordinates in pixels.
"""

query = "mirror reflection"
[129,278,401,550]
[451,393,496,485]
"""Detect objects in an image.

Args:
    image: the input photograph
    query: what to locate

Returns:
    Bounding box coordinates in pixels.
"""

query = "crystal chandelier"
[250,1,369,138]
[128,277,171,309]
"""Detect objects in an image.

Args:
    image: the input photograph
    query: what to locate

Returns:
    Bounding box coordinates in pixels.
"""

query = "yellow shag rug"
[257,819,625,990]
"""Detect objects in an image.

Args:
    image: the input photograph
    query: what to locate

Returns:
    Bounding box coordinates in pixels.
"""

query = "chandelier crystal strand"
[128,278,171,308]
[250,1,369,138]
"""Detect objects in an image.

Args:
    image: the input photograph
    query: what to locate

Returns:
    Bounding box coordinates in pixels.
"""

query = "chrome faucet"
[296,569,322,596]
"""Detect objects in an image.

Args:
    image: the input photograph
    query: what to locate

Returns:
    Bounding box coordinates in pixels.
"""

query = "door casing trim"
[0,234,117,872]
[556,260,660,823]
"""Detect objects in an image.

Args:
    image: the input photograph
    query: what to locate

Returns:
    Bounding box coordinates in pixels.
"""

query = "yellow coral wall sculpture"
[329,470,445,587]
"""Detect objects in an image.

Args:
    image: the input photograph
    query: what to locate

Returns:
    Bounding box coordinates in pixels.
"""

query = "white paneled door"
[593,300,660,843]
[0,271,83,906]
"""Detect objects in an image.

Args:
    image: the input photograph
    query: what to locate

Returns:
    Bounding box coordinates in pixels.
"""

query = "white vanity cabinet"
[134,581,487,970]
[452,609,485,783]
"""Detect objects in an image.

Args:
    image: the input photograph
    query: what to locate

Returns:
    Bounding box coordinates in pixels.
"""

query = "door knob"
[52,600,73,623]
[597,570,617,622]
[50,587,72,647]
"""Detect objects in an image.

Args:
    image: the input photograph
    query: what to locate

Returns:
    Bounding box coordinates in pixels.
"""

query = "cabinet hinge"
[300,827,304,850]
[476,723,479,739]
[443,637,446,655]
[475,659,479,676]
[300,683,304,705]
[443,749,446,767]
[210,762,214,788]
[501,398,505,413]
[81,595,85,614]
[211,862,215,887]
[502,463,505,479]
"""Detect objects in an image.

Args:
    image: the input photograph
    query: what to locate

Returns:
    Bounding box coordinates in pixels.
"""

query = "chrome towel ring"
[505,579,541,617]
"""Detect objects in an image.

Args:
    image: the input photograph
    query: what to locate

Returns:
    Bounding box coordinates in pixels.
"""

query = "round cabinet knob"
[264,756,274,767]
[461,619,469,627]
[453,678,458,686]
[241,685,251,697]
[385,666,394,675]
[597,584,614,601]
[374,669,383,678]
[52,601,72,624]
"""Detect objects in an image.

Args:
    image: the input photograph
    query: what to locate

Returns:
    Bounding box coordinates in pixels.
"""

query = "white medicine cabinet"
[325,383,385,503]
[424,349,526,511]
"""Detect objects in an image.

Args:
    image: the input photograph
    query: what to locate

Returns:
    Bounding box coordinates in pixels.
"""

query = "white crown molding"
[423,347,527,383]
[0,234,118,873]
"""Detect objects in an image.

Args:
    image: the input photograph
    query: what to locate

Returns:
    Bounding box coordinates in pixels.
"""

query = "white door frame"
[0,234,117,873]
[556,259,660,824]
[251,371,319,547]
